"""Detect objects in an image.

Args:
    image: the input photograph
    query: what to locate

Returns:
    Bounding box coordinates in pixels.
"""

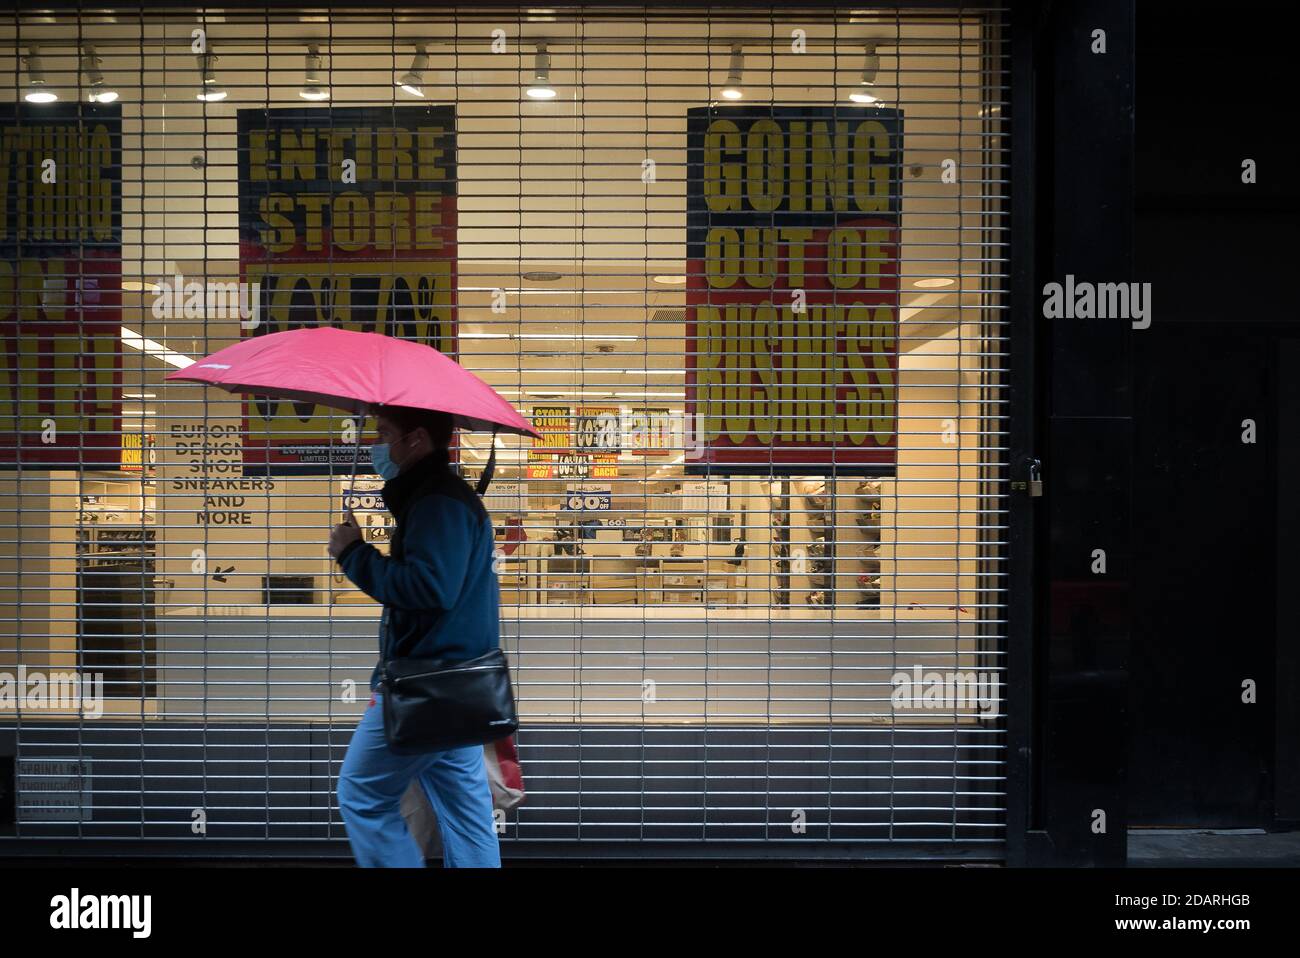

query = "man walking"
[328,404,502,868]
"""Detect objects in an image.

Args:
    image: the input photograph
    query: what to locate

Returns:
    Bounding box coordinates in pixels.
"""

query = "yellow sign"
[120,432,155,472]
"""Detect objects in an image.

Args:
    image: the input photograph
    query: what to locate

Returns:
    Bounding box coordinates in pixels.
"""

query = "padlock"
[1028,459,1043,497]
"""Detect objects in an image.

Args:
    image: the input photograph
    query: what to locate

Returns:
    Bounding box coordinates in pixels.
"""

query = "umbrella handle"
[475,425,500,497]
[347,412,367,522]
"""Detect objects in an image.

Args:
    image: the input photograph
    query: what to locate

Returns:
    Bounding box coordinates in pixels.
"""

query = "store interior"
[0,14,1003,716]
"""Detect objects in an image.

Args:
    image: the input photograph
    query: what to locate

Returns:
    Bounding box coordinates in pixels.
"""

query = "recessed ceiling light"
[653,275,686,285]
[913,277,956,288]
[521,271,563,282]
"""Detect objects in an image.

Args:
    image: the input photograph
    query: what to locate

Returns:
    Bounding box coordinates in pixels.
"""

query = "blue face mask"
[369,442,401,481]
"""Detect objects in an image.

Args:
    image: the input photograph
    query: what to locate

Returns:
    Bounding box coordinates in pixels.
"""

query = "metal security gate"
[0,4,1012,858]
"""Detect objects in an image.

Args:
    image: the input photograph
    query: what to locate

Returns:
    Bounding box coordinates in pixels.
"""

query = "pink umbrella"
[165,327,539,495]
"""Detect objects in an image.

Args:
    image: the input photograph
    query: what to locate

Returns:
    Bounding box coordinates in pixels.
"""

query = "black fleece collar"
[380,450,451,518]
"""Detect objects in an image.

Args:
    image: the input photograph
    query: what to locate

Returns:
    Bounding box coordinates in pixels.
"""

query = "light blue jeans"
[337,691,502,868]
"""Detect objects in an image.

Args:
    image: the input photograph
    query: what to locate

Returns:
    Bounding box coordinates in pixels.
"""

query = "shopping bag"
[400,736,525,858]
[484,735,525,811]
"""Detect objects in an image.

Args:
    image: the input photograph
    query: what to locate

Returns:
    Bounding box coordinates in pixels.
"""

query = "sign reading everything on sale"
[0,103,123,469]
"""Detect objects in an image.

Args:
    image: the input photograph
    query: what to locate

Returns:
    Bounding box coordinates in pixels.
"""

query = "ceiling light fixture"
[526,42,556,99]
[82,46,118,103]
[913,277,956,288]
[721,44,744,100]
[23,46,58,103]
[299,45,330,100]
[196,51,227,102]
[119,326,196,368]
[850,43,881,103]
[398,44,428,97]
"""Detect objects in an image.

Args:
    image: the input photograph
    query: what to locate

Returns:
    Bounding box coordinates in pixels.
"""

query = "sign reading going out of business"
[685,106,902,475]
[0,103,123,469]
[237,105,458,474]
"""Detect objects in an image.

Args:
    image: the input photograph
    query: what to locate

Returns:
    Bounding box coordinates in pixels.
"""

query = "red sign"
[237,105,457,474]
[685,106,902,474]
[0,104,122,469]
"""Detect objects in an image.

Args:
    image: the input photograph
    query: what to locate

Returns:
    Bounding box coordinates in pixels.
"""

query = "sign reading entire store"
[237,105,457,474]
[0,103,123,469]
[684,106,902,475]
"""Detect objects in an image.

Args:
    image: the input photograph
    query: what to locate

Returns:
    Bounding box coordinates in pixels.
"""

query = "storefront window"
[1,6,1007,841]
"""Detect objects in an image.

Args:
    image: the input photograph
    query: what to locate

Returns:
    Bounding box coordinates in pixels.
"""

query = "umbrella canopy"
[164,326,540,439]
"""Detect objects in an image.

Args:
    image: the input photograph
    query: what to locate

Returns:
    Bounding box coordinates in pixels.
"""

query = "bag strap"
[475,425,499,496]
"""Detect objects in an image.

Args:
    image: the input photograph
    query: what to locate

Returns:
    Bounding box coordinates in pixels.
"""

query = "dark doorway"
[1128,328,1276,826]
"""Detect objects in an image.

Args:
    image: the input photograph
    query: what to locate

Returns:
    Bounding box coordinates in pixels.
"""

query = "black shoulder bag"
[377,457,518,754]
[379,643,518,755]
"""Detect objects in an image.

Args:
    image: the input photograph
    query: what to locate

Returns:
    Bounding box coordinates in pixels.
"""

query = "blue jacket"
[335,452,499,692]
